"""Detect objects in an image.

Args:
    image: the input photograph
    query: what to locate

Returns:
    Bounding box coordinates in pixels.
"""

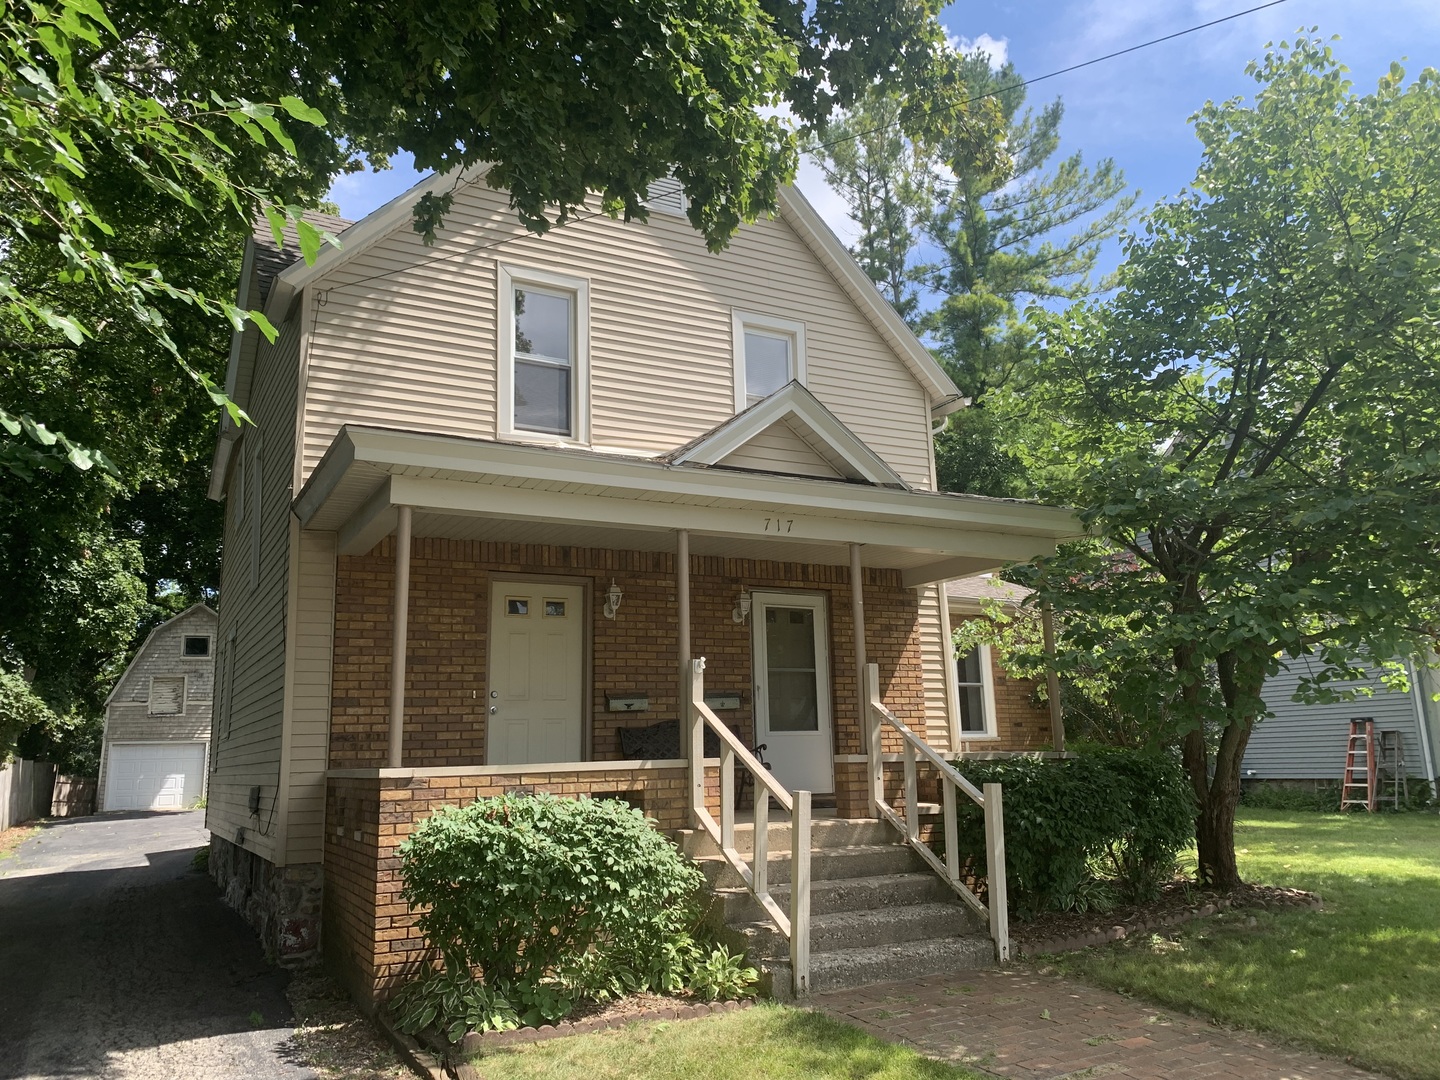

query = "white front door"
[752,592,834,794]
[487,581,586,765]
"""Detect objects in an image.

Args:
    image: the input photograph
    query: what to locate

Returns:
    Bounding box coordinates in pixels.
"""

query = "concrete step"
[763,933,997,998]
[716,871,955,922]
[695,843,923,890]
[675,817,896,858]
[739,901,981,956]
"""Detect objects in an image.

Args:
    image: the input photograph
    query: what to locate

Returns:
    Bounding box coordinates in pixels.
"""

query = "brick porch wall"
[329,539,928,774]
[324,766,719,1008]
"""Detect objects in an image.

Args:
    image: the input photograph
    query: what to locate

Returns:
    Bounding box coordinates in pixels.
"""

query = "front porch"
[300,424,1075,1005]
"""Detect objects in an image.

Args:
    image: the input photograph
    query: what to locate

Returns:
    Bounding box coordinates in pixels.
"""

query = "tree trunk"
[1194,776,1242,889]
[1191,708,1258,890]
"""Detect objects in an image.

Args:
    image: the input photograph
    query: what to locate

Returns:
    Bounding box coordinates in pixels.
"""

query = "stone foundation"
[210,834,324,964]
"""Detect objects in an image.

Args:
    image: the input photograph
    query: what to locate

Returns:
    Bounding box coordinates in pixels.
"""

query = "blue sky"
[327,0,1440,277]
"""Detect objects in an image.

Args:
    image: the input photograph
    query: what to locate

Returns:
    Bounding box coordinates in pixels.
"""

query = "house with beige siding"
[99,604,216,812]
[205,168,1079,999]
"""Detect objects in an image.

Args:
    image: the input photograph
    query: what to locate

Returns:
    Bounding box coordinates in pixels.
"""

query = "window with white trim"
[955,644,998,737]
[498,265,590,443]
[148,675,186,716]
[732,311,806,410]
[182,635,211,658]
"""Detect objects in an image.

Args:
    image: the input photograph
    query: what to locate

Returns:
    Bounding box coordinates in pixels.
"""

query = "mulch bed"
[1012,882,1322,956]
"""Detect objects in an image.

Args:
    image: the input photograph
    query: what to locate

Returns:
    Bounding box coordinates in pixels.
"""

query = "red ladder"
[1341,718,1377,812]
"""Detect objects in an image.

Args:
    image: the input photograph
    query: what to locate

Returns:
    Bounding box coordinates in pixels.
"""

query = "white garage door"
[104,743,206,811]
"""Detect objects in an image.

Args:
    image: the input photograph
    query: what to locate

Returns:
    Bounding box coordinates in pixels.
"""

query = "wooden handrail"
[689,658,811,995]
[695,700,794,812]
[865,661,1010,963]
[868,695,986,808]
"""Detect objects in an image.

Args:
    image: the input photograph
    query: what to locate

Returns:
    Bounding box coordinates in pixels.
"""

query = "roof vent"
[644,177,687,216]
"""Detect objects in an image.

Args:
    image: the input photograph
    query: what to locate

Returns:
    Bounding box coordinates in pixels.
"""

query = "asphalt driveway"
[0,811,315,1080]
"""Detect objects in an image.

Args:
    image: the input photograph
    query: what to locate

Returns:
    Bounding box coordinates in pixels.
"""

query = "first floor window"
[955,644,995,736]
[500,266,590,442]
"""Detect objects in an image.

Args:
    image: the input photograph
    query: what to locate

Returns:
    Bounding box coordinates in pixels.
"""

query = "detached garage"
[98,605,217,813]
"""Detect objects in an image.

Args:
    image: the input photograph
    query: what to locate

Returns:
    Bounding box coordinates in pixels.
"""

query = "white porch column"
[677,529,704,820]
[387,504,413,769]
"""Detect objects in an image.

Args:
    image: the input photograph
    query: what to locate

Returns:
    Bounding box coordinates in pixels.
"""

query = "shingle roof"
[251,210,353,303]
[946,575,1031,606]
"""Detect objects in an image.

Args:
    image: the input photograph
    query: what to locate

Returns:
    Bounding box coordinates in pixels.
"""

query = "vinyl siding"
[206,311,301,863]
[717,420,844,479]
[1245,656,1428,781]
[282,528,338,864]
[98,606,217,811]
[916,585,951,751]
[301,182,936,490]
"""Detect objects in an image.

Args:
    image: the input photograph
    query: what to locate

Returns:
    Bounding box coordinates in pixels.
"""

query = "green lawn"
[473,1003,986,1080]
[1055,809,1440,1080]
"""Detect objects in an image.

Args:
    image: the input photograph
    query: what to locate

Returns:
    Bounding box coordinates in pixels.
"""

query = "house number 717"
[762,515,795,534]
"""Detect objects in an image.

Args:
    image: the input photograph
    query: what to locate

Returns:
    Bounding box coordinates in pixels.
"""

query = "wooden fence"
[51,775,96,818]
[0,758,56,831]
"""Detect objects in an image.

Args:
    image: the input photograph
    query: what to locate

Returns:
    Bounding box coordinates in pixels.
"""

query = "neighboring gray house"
[98,605,217,812]
[1243,652,1440,788]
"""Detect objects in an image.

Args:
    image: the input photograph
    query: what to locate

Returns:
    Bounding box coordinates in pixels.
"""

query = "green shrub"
[397,793,706,1027]
[952,748,1195,917]
[391,966,519,1043]
[684,946,758,1002]
[1241,782,1341,812]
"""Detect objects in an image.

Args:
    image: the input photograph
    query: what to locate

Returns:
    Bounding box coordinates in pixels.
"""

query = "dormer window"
[499,264,591,443]
[733,311,806,411]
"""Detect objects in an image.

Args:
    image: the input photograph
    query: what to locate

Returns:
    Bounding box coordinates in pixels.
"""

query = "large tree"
[1011,37,1440,887]
[2,0,996,764]
[813,53,1134,496]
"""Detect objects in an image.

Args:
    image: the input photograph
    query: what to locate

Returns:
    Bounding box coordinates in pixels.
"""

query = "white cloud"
[946,31,1010,69]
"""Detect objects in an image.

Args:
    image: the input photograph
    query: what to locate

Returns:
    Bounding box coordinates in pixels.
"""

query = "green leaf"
[277,95,326,126]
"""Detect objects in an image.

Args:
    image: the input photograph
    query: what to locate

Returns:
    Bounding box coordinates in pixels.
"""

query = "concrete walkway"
[813,968,1380,1080]
[0,811,313,1080]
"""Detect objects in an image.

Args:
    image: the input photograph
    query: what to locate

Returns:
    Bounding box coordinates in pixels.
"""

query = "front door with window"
[487,581,585,765]
[752,592,834,793]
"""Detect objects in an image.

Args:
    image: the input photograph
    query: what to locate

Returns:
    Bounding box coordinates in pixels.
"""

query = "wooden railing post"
[983,782,1010,962]
[902,742,919,843]
[789,789,811,995]
[753,789,769,903]
[689,658,707,827]
[942,779,960,884]
[720,742,736,855]
[864,662,883,816]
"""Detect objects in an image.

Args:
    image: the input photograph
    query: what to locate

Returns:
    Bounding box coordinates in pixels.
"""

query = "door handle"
[489,706,498,715]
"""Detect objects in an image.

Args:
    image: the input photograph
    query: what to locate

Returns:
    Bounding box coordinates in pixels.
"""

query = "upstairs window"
[148,675,186,716]
[499,265,590,443]
[733,312,806,410]
[182,635,211,658]
[955,644,998,738]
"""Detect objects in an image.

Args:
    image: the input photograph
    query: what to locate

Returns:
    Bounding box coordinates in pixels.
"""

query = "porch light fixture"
[603,579,623,620]
[732,589,752,624]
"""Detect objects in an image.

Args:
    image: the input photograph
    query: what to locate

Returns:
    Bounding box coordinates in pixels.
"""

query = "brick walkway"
[812,968,1380,1079]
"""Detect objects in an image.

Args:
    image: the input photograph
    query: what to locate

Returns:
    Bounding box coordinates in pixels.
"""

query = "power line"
[806,0,1294,155]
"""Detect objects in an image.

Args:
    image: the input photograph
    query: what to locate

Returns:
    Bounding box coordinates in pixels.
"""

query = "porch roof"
[295,426,1082,586]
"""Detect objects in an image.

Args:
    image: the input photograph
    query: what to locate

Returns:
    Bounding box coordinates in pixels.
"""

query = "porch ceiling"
[296,426,1083,585]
